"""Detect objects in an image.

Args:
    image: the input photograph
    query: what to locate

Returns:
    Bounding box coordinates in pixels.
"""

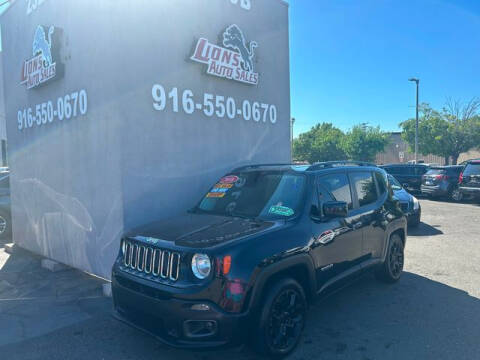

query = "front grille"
[399,202,410,213]
[122,239,181,281]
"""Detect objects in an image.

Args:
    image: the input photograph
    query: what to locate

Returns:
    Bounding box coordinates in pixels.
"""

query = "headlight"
[412,196,419,211]
[191,254,211,279]
[121,239,127,255]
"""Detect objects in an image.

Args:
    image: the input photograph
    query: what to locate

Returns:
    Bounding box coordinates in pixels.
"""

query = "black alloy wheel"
[376,234,404,283]
[254,278,307,357]
[388,238,404,279]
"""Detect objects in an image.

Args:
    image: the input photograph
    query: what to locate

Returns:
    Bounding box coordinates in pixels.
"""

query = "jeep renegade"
[111,162,407,357]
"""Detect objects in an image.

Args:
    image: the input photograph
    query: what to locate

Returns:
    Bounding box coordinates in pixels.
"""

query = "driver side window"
[318,173,353,210]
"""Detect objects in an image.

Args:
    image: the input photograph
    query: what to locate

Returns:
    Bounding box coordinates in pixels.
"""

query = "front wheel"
[376,234,404,283]
[253,278,307,358]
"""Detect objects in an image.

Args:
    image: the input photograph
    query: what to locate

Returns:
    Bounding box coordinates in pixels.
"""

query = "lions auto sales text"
[152,84,277,124]
[17,90,88,131]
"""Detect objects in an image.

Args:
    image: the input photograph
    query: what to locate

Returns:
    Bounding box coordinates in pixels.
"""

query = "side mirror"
[323,201,348,218]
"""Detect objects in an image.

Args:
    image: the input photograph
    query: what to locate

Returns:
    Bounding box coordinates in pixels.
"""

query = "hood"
[392,188,412,202]
[125,213,278,249]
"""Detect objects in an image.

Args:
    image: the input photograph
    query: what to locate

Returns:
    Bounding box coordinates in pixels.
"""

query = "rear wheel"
[450,187,463,202]
[253,278,307,358]
[376,234,404,283]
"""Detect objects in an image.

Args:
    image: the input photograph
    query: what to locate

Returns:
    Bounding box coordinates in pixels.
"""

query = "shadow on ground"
[1,247,480,360]
[408,222,443,236]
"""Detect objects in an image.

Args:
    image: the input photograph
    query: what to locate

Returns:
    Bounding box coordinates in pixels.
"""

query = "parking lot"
[1,198,480,360]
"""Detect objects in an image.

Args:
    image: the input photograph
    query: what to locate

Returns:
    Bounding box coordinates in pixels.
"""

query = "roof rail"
[231,163,297,172]
[307,160,376,171]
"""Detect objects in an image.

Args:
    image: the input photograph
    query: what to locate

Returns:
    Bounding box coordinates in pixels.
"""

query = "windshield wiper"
[229,211,262,221]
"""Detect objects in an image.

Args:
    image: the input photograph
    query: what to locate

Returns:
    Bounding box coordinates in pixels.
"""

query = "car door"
[311,172,364,289]
[349,170,387,261]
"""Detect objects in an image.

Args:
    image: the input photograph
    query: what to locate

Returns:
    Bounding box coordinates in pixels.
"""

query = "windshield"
[195,171,306,220]
[388,174,402,191]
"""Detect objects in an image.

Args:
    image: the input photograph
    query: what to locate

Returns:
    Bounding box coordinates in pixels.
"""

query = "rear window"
[464,163,480,176]
[374,171,387,196]
[426,169,446,176]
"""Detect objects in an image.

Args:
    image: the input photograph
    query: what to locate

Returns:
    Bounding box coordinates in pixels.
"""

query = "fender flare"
[244,253,316,312]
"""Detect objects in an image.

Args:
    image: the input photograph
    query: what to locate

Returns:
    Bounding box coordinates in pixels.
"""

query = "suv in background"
[380,164,429,193]
[459,160,480,201]
[388,174,421,226]
[112,162,407,357]
[421,166,464,201]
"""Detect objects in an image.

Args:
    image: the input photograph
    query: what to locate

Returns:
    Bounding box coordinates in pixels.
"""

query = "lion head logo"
[32,25,54,66]
[222,24,257,73]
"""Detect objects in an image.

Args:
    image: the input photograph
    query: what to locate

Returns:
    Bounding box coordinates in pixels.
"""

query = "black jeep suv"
[111,162,407,357]
[459,160,480,201]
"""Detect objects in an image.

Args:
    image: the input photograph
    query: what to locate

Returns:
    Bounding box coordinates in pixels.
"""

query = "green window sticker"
[269,205,294,217]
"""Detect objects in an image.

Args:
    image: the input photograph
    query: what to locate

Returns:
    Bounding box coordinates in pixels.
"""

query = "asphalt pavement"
[1,199,479,360]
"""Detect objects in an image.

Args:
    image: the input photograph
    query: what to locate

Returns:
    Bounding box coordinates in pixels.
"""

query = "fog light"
[183,320,217,338]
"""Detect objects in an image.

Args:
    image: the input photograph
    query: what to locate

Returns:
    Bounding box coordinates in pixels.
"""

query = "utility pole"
[408,78,420,163]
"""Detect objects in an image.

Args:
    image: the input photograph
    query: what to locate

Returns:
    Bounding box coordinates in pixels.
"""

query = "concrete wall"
[376,132,445,165]
[1,0,290,278]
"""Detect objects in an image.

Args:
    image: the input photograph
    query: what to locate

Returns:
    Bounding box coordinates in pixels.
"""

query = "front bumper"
[111,271,249,349]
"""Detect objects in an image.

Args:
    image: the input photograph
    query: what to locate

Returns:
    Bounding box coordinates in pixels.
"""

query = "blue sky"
[289,0,480,137]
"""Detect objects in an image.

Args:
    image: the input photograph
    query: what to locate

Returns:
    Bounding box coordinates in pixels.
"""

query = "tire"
[0,210,11,239]
[376,234,404,283]
[450,187,463,202]
[252,278,307,358]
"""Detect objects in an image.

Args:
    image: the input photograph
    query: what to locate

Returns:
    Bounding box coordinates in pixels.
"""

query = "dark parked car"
[387,174,421,227]
[459,160,480,201]
[380,164,429,193]
[421,166,464,201]
[111,162,407,357]
[0,169,11,239]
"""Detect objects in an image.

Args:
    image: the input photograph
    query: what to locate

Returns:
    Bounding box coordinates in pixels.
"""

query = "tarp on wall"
[1,0,290,278]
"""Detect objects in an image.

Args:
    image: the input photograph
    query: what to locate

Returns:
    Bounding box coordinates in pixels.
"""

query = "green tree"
[293,123,346,163]
[400,99,480,164]
[341,124,389,162]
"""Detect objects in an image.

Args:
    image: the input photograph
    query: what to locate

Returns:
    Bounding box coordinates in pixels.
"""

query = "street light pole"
[408,78,420,163]
[291,117,295,162]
